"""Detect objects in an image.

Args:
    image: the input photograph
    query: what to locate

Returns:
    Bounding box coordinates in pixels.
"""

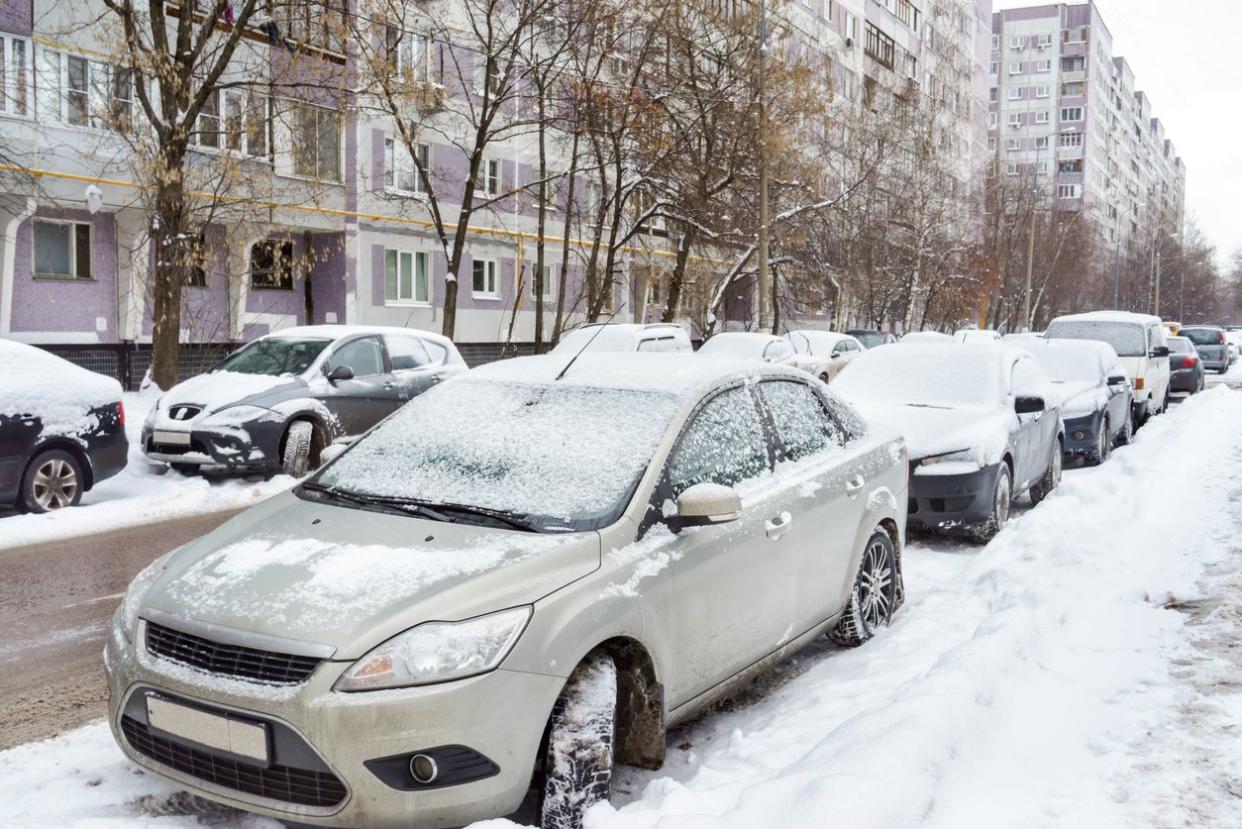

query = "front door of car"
[1010,356,1054,489]
[320,336,396,435]
[658,385,796,707]
[755,379,862,632]
[384,334,444,402]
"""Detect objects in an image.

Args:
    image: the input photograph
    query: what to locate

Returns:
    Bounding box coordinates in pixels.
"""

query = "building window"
[1060,106,1084,122]
[1008,87,1023,100]
[194,90,269,157]
[1006,137,1020,150]
[471,258,499,297]
[1058,184,1082,198]
[1035,84,1050,98]
[531,264,554,299]
[278,0,346,55]
[0,34,31,116]
[384,249,430,304]
[250,239,294,289]
[1009,61,1022,75]
[1009,35,1024,49]
[384,137,429,193]
[988,111,997,129]
[1059,159,1084,173]
[476,158,499,196]
[1034,135,1049,149]
[1061,56,1085,72]
[1036,59,1052,72]
[991,34,1000,51]
[1035,111,1050,124]
[1006,162,1020,176]
[291,103,341,181]
[33,219,91,280]
[863,22,896,69]
[385,26,432,83]
[1008,113,1022,127]
[990,61,998,76]
[1059,131,1083,147]
[187,232,208,288]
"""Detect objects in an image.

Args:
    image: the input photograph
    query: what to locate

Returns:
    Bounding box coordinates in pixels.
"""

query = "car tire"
[970,463,1012,543]
[539,654,618,829]
[1087,418,1111,466]
[1115,406,1133,447]
[1029,438,1063,504]
[20,449,84,513]
[831,530,898,647]
[281,420,314,478]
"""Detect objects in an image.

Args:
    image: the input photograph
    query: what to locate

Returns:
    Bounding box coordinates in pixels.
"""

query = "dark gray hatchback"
[142,325,465,476]
[1179,326,1229,374]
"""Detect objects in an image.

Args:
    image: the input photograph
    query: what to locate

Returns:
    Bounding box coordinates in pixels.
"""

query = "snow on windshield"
[1023,343,1102,383]
[215,338,330,376]
[317,379,679,526]
[1046,321,1146,357]
[833,345,1002,409]
[0,339,121,433]
[699,336,769,359]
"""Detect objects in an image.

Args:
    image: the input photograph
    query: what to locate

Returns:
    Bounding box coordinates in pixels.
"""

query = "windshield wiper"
[300,483,446,520]
[431,502,544,533]
[357,496,456,524]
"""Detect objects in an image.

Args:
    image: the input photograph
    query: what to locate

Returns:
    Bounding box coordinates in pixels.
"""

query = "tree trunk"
[663,225,696,323]
[149,147,189,390]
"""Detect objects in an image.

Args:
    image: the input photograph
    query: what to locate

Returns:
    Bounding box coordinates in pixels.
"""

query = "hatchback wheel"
[1115,406,1133,447]
[21,449,83,513]
[1030,439,1064,505]
[281,420,315,477]
[540,654,617,829]
[1087,418,1110,466]
[970,463,1012,543]
[831,530,898,647]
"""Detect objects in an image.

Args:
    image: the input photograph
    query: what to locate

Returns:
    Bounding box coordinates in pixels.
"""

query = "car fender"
[268,398,344,445]
[26,433,95,488]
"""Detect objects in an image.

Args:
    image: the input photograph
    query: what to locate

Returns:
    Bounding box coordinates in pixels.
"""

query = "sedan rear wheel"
[21,449,83,513]
[831,530,898,647]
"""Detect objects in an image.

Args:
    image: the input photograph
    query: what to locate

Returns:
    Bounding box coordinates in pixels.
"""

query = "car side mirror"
[327,365,355,382]
[1014,395,1045,414]
[668,482,742,532]
[319,442,348,466]
[1107,374,1127,387]
[1149,346,1170,358]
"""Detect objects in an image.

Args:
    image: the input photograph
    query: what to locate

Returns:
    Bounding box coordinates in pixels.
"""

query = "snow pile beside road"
[0,391,293,550]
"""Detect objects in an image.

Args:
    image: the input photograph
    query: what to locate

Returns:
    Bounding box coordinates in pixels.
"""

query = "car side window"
[667,386,769,497]
[385,335,432,371]
[423,340,447,364]
[1011,357,1048,399]
[327,336,385,377]
[758,380,845,462]
[637,336,676,353]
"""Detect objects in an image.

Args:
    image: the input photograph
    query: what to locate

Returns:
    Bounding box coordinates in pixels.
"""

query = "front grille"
[146,622,322,685]
[121,716,347,808]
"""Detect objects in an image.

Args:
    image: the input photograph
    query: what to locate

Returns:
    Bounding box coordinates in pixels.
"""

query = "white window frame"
[1008,113,1022,127]
[471,257,499,298]
[387,27,432,84]
[1006,137,1021,150]
[1035,84,1050,98]
[1058,184,1082,199]
[476,158,500,196]
[289,101,342,182]
[384,136,429,194]
[0,34,32,117]
[990,61,998,76]
[530,263,554,300]
[33,218,92,280]
[1008,87,1023,100]
[1034,135,1049,149]
[1061,106,1084,122]
[1009,61,1022,75]
[988,111,998,128]
[1006,162,1020,176]
[1009,35,1024,49]
[1059,131,1084,147]
[1035,111,1050,124]
[991,34,1000,50]
[384,248,431,305]
[1036,59,1051,72]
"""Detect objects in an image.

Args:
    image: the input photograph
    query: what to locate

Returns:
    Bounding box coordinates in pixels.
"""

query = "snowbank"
[0,391,293,550]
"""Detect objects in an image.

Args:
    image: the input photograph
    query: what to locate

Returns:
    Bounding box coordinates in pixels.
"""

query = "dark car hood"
[160,371,310,416]
[139,491,601,659]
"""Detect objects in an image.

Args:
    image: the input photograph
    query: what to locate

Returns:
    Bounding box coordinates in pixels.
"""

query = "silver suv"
[105,353,908,828]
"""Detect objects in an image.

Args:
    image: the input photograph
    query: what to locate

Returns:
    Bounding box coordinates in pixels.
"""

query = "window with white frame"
[0,34,31,116]
[37,51,133,130]
[1036,59,1051,72]
[290,102,341,181]
[1009,61,1022,74]
[384,248,430,304]
[1061,106,1084,122]
[990,61,998,75]
[385,26,432,84]
[1035,135,1049,149]
[1058,184,1082,198]
[1009,35,1024,49]
[197,89,269,157]
[471,258,499,297]
[531,264,554,299]
[1006,137,1020,150]
[476,158,499,196]
[988,111,997,128]
[991,34,1000,50]
[1059,131,1083,147]
[1035,111,1050,124]
[1006,162,1020,176]
[1008,113,1022,127]
[384,137,428,193]
[1008,87,1023,100]
[33,219,91,279]
[1035,84,1050,98]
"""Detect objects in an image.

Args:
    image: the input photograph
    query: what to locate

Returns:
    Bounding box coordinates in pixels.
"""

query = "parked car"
[1014,338,1132,464]
[834,343,1063,542]
[1167,336,1206,394]
[783,330,865,382]
[550,322,692,355]
[106,353,908,829]
[1045,311,1170,426]
[900,331,956,344]
[955,328,1003,343]
[1,339,127,512]
[845,329,898,349]
[697,332,796,364]
[1178,326,1230,374]
[143,325,465,477]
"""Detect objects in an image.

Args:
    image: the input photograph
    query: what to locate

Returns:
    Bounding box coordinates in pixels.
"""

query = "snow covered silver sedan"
[105,354,908,829]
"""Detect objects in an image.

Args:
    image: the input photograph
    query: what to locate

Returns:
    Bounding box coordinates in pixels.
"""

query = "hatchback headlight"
[200,405,271,426]
[915,448,982,473]
[120,551,173,643]
[335,606,532,692]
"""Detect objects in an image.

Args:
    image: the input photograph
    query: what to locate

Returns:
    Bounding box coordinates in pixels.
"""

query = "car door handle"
[845,476,865,499]
[765,511,793,540]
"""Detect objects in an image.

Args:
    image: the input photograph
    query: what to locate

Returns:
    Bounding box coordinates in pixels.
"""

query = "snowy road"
[2,388,1242,828]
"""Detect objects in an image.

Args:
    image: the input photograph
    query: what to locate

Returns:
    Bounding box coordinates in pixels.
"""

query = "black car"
[142,325,467,477]
[1,340,128,513]
[1167,336,1206,394]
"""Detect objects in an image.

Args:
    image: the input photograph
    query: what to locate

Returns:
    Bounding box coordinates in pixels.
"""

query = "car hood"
[1054,380,1105,417]
[159,371,309,417]
[138,491,600,659]
[852,401,1013,465]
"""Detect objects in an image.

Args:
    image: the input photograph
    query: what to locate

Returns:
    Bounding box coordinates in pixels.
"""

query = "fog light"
[1072,430,1087,440]
[410,753,438,784]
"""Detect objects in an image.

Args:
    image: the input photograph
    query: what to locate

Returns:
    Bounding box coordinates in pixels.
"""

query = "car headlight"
[200,404,272,426]
[335,606,532,692]
[143,399,161,428]
[915,448,982,474]
[120,551,174,643]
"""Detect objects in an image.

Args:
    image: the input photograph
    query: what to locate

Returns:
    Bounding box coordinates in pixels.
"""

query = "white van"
[1045,311,1171,424]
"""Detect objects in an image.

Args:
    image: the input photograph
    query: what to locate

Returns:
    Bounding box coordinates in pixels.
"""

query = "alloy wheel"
[857,537,896,630]
[32,458,79,510]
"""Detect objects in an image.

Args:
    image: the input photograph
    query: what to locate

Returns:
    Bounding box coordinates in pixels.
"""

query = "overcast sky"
[994,0,1240,267]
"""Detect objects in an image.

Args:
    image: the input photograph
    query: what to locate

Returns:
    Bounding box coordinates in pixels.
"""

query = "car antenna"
[554,304,626,382]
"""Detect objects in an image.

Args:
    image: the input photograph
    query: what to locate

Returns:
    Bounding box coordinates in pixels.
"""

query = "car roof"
[787,329,854,342]
[263,324,459,350]
[466,352,805,398]
[1178,324,1223,331]
[709,332,784,343]
[1050,311,1163,325]
[572,322,687,335]
[1013,336,1120,361]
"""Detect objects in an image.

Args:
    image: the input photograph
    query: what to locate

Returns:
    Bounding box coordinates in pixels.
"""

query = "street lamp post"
[756,0,771,332]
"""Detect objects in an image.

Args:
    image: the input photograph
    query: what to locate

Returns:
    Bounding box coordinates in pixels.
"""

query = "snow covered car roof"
[0,338,123,431]
[1050,311,1164,326]
[833,343,1025,409]
[548,323,691,355]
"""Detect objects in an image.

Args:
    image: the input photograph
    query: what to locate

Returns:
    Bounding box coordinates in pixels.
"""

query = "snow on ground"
[3,389,1242,827]
[0,392,294,551]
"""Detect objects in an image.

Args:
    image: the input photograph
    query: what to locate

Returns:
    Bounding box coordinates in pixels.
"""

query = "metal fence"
[37,341,540,390]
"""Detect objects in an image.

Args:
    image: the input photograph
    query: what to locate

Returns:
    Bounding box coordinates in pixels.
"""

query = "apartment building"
[988,2,1185,247]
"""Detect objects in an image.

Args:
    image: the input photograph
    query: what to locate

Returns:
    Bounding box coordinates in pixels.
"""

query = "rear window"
[1181,328,1223,346]
[1167,338,1193,354]
[1045,321,1146,357]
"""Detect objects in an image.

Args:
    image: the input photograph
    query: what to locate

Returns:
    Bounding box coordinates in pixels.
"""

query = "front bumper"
[141,419,282,471]
[1061,413,1102,457]
[105,616,563,828]
[907,462,1001,533]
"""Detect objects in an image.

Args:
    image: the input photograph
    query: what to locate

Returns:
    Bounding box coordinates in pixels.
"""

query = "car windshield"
[216,338,330,376]
[1027,346,1100,383]
[1045,321,1146,357]
[850,332,887,349]
[1181,328,1222,346]
[699,337,767,359]
[311,379,679,531]
[1167,338,1193,353]
[834,346,1002,409]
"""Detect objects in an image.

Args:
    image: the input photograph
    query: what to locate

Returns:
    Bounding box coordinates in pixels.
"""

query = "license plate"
[152,430,192,446]
[146,696,269,764]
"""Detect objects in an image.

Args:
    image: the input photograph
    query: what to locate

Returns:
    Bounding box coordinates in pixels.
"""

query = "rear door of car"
[755,379,864,631]
[1009,356,1051,489]
[320,336,396,434]
[659,385,796,706]
[384,334,447,402]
